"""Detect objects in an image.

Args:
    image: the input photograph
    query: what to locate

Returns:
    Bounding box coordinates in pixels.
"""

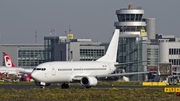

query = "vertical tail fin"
[96,29,119,62]
[3,52,15,67]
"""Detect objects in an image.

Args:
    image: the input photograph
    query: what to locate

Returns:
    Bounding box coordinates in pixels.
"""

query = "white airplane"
[31,29,149,89]
[0,52,33,75]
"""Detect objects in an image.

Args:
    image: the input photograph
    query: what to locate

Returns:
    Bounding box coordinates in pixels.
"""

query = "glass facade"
[18,46,45,68]
[80,48,105,61]
[117,37,143,81]
[44,36,59,62]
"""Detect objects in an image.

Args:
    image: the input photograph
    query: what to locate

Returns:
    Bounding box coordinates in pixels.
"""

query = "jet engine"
[80,76,98,86]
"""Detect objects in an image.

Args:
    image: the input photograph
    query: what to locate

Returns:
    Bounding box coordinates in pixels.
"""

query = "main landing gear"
[61,83,69,89]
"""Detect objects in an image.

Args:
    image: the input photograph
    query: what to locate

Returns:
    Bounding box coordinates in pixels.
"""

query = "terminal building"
[158,37,180,72]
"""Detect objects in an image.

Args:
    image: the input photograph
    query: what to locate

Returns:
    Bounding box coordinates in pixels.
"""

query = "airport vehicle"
[31,29,149,89]
[148,62,180,85]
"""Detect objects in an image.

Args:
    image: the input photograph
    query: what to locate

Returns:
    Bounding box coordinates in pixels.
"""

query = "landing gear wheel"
[168,78,173,85]
[45,83,51,86]
[35,81,41,86]
[40,86,45,89]
[173,79,178,85]
[61,83,69,89]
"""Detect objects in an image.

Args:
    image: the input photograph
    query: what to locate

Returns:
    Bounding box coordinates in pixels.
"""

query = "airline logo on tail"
[3,52,15,67]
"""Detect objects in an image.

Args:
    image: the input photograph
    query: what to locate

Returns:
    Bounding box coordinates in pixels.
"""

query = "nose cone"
[31,72,39,81]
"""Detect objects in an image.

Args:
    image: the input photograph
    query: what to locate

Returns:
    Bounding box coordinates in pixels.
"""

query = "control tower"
[114,5,147,81]
[114,5,147,39]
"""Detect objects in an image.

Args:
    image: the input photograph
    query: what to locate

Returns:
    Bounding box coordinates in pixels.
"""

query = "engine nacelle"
[80,76,98,86]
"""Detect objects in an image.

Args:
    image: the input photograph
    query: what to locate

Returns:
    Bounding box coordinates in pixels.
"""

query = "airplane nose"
[31,72,38,80]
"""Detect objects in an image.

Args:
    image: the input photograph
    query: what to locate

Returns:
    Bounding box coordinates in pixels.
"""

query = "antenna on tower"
[69,25,71,33]
[35,29,37,43]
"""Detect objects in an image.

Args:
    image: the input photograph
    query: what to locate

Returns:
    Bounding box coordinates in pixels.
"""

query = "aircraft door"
[50,64,56,76]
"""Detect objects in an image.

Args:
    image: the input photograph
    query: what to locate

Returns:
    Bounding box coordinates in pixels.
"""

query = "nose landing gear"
[35,81,51,88]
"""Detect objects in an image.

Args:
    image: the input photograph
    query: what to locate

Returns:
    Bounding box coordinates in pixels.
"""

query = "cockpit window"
[33,68,46,71]
[42,68,46,71]
[37,68,41,70]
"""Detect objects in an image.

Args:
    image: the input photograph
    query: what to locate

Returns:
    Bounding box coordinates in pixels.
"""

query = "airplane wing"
[115,61,149,67]
[96,71,149,78]
[72,71,149,81]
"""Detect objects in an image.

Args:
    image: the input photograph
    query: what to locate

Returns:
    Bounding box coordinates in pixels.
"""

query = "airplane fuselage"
[31,61,117,83]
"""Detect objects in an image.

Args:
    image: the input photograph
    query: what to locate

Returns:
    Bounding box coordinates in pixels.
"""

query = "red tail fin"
[3,52,15,67]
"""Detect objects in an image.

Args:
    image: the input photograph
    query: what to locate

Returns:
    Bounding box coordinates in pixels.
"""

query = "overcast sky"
[0,0,179,44]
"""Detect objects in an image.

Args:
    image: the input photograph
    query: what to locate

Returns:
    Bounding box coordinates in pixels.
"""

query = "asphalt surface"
[0,84,166,89]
